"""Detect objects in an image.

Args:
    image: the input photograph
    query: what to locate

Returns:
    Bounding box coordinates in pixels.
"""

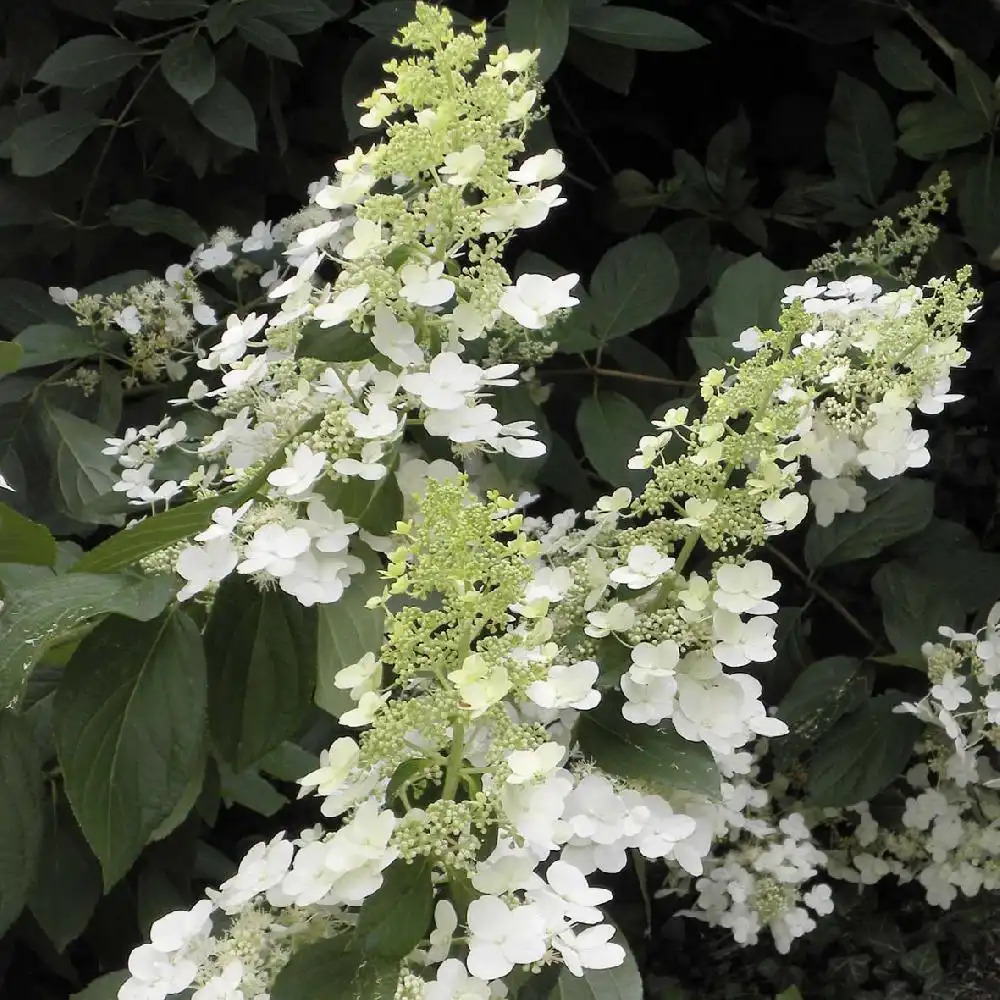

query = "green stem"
[441,722,466,800]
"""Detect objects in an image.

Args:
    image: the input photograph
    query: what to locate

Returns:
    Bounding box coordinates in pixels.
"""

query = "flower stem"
[442,722,466,800]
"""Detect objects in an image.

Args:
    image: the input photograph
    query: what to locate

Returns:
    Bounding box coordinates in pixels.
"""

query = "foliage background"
[5,0,1000,997]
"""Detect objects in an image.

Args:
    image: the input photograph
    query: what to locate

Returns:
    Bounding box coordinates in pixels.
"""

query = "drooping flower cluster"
[105,3,578,607]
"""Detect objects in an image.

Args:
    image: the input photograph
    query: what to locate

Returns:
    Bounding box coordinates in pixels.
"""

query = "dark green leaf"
[272,936,400,1000]
[958,157,1000,258]
[570,6,709,51]
[242,0,338,34]
[661,218,712,311]
[0,343,23,373]
[35,35,143,88]
[804,478,934,570]
[826,73,895,205]
[899,942,942,986]
[45,407,124,523]
[108,198,206,245]
[193,76,257,150]
[0,712,43,936]
[0,572,175,708]
[297,320,375,362]
[576,391,649,493]
[872,561,964,656]
[237,18,301,62]
[588,234,678,343]
[115,0,208,16]
[13,323,98,368]
[954,53,995,126]
[506,0,569,81]
[28,803,102,952]
[0,502,57,565]
[576,693,720,799]
[687,334,736,373]
[54,609,207,888]
[0,280,68,334]
[204,576,317,771]
[9,111,101,177]
[0,180,48,228]
[160,31,216,103]
[352,2,470,37]
[710,253,789,339]
[218,761,287,816]
[315,553,385,719]
[70,972,129,999]
[355,858,433,958]
[873,29,937,92]
[565,34,634,95]
[896,96,988,158]
[806,694,923,807]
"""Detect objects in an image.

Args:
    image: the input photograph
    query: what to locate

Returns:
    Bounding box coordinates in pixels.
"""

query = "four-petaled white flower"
[498,273,580,329]
[400,261,456,307]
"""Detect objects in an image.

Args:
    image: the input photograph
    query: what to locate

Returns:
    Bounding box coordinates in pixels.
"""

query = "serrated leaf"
[355,858,433,958]
[193,76,257,150]
[108,198,206,245]
[873,29,937,92]
[896,96,988,158]
[826,73,895,205]
[588,234,678,343]
[576,391,649,493]
[35,35,143,87]
[710,253,790,339]
[9,111,101,177]
[0,572,175,709]
[204,576,317,771]
[272,936,400,1000]
[570,5,709,51]
[806,694,923,807]
[0,712,43,936]
[115,0,207,16]
[0,502,57,565]
[54,609,207,888]
[804,478,934,570]
[160,31,216,103]
[506,0,569,80]
[576,693,720,799]
[13,323,99,368]
[237,17,301,62]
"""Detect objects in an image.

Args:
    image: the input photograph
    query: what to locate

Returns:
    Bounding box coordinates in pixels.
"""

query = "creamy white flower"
[609,545,674,590]
[400,261,455,307]
[465,897,547,980]
[526,660,601,711]
[498,273,579,329]
[176,537,239,601]
[441,144,487,186]
[314,283,370,327]
[267,444,326,498]
[508,149,565,185]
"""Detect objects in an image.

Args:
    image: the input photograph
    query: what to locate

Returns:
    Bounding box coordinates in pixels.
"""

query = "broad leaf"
[9,111,101,177]
[506,0,569,80]
[804,478,934,570]
[0,342,23,373]
[54,609,207,888]
[576,391,649,493]
[204,576,317,771]
[0,572,175,708]
[873,28,937,92]
[237,18,301,62]
[193,77,257,150]
[958,158,1000,258]
[710,253,790,339]
[570,6,709,51]
[588,234,678,344]
[108,199,206,245]
[897,96,988,158]
[0,502,57,565]
[44,407,123,521]
[272,936,400,1000]
[806,694,923,807]
[565,34,635,95]
[0,279,68,333]
[576,693,720,799]
[826,73,895,206]
[872,560,964,656]
[355,857,434,958]
[35,35,143,88]
[242,0,340,34]
[28,803,102,952]
[70,972,129,1000]
[0,712,43,936]
[13,323,99,368]
[160,31,216,104]
[352,3,470,37]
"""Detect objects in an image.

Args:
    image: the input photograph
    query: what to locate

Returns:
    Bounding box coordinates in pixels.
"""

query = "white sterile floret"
[422,900,459,964]
[627,640,681,684]
[342,218,385,260]
[339,690,388,727]
[917,376,963,415]
[526,660,601,711]
[424,959,493,1000]
[553,924,626,977]
[237,524,311,578]
[298,737,361,797]
[808,477,866,526]
[734,326,763,352]
[930,671,972,712]
[585,602,636,638]
[372,305,423,366]
[759,493,809,535]
[506,742,565,784]
[424,402,500,444]
[334,440,388,481]
[712,611,777,667]
[440,144,487,186]
[465,897,547,980]
[781,277,825,302]
[176,537,239,601]
[713,561,780,615]
[508,149,565,185]
[609,544,674,590]
[529,860,611,926]
[267,444,327,498]
[191,960,244,1000]
[198,312,267,370]
[314,282,370,327]
[449,653,511,717]
[403,353,488,410]
[195,500,253,542]
[400,261,456,307]
[498,273,579,329]
[621,673,677,725]
[206,834,294,913]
